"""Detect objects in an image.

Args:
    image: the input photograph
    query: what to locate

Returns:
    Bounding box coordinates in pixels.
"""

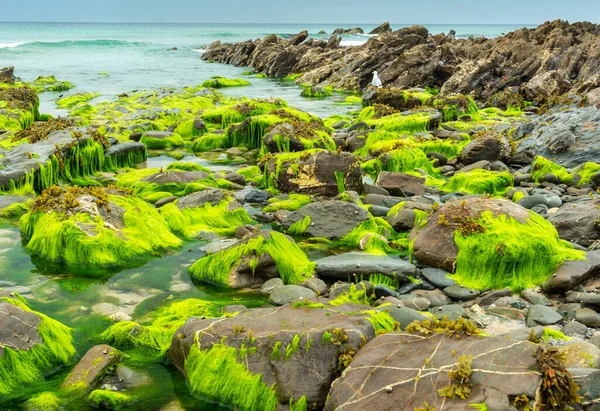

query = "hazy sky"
[2,0,599,24]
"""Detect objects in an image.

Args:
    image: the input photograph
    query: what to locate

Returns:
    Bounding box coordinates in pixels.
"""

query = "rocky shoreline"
[1,19,600,411]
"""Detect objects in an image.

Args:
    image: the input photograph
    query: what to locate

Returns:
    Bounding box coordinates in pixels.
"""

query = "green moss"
[88,389,131,409]
[140,133,185,150]
[192,133,229,152]
[161,200,253,239]
[20,190,183,271]
[189,231,315,287]
[56,92,99,108]
[288,215,312,236]
[0,296,76,396]
[101,299,218,354]
[202,77,251,88]
[440,170,514,196]
[289,396,308,411]
[24,392,62,410]
[185,344,278,411]
[530,156,573,184]
[264,194,311,212]
[321,332,333,344]
[452,210,585,292]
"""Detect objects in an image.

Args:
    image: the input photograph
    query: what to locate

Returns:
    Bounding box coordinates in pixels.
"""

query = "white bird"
[372,71,382,88]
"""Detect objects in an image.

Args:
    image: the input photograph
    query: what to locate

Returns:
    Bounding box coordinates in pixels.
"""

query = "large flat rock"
[315,252,418,282]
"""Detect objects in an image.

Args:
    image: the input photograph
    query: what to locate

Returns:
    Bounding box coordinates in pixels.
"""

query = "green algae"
[361,110,434,133]
[288,215,312,235]
[56,93,99,108]
[101,299,219,354]
[140,133,185,150]
[189,232,315,287]
[440,170,514,196]
[0,296,76,396]
[88,389,132,409]
[161,200,253,239]
[452,210,585,292]
[20,189,183,271]
[23,392,62,410]
[202,77,251,88]
[29,76,75,93]
[227,114,284,149]
[165,162,210,172]
[300,86,333,98]
[263,194,311,212]
[185,344,278,411]
[290,396,308,411]
[530,156,573,184]
[192,133,229,152]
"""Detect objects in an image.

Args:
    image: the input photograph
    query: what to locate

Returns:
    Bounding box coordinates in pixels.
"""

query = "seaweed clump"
[405,317,481,337]
[534,346,580,410]
[185,344,278,411]
[189,231,315,287]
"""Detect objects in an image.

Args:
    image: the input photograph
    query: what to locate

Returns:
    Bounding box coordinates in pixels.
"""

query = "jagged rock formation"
[201,20,600,101]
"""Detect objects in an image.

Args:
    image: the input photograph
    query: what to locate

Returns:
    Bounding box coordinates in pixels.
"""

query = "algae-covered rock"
[169,303,389,409]
[262,150,362,196]
[324,329,540,410]
[61,345,122,392]
[188,231,315,288]
[409,197,584,291]
[0,291,76,397]
[19,186,182,272]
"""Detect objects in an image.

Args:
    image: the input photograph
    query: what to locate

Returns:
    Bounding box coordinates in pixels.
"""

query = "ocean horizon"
[0,22,534,117]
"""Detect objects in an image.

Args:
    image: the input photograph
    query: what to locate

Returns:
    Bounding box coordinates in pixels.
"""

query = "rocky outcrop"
[515,107,600,168]
[369,22,391,35]
[548,199,600,247]
[201,20,600,100]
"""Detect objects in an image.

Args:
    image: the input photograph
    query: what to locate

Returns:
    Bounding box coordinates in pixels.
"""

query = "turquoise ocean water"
[0,23,532,117]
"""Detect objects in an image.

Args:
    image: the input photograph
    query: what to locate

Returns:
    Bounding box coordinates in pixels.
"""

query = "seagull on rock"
[372,71,382,88]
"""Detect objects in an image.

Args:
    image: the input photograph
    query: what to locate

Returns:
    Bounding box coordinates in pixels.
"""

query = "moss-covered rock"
[409,197,585,292]
[0,291,76,397]
[202,77,251,88]
[19,186,183,272]
[189,231,315,288]
[168,303,393,410]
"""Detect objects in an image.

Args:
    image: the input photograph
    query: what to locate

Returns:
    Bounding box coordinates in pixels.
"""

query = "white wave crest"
[0,42,25,49]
